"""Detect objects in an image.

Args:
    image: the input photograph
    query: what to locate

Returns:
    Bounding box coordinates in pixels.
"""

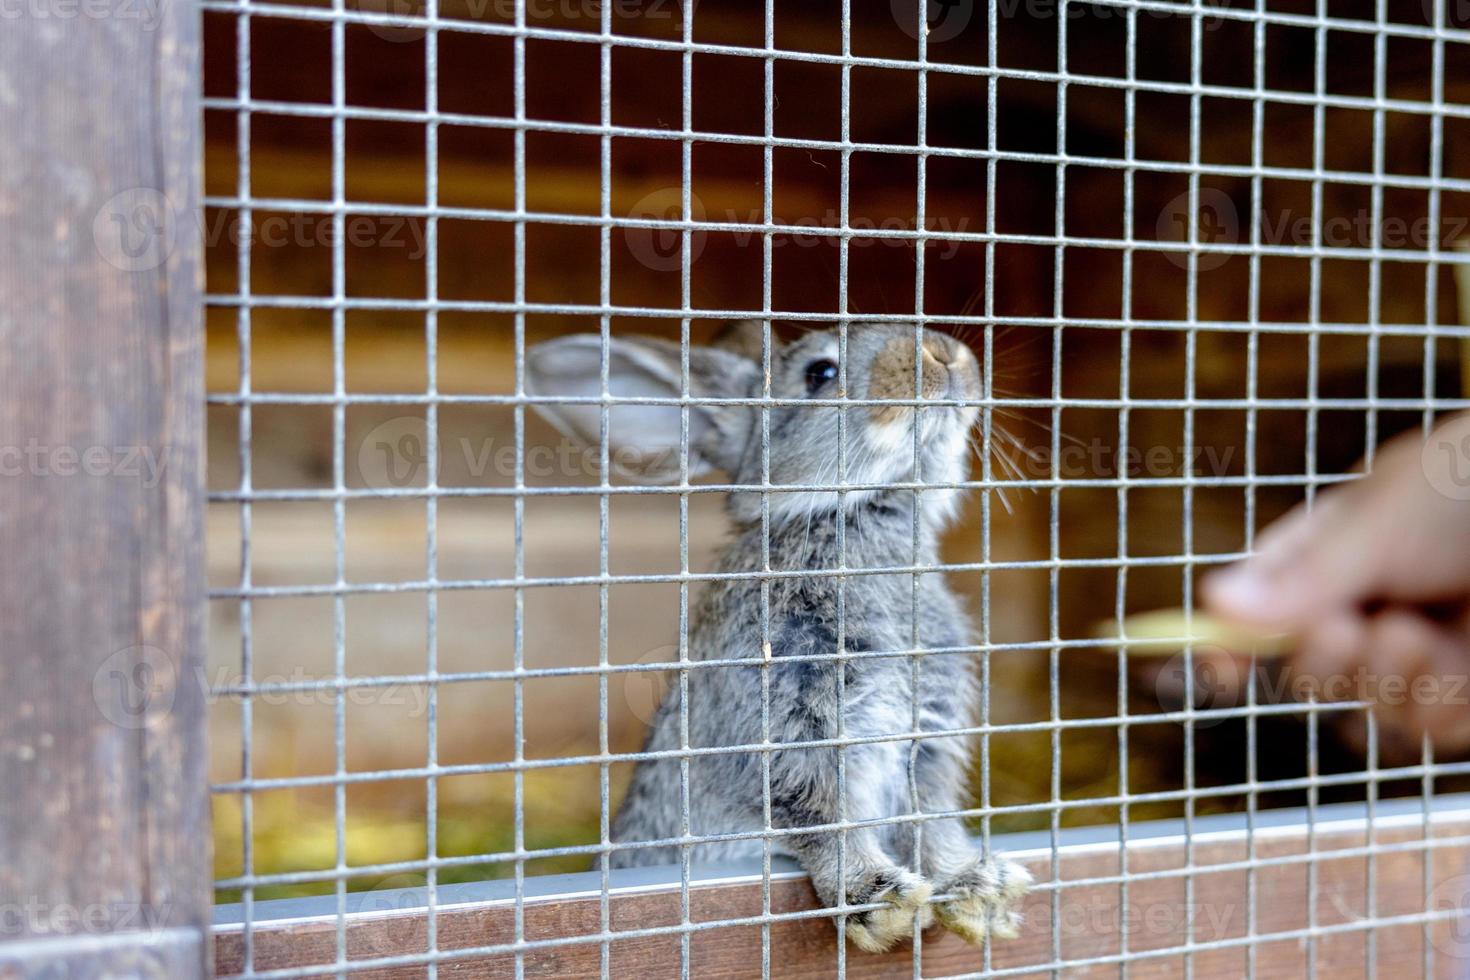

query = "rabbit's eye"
[804,359,839,393]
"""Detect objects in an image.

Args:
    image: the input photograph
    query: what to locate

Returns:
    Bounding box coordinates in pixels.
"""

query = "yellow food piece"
[1095,608,1291,657]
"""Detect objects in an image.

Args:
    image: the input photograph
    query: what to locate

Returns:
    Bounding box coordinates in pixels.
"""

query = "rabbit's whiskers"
[967,416,1039,517]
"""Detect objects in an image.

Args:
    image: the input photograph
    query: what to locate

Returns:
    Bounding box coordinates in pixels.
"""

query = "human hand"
[1202,413,1470,754]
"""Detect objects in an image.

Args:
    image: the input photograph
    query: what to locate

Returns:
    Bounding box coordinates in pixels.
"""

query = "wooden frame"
[0,3,208,977]
[3,7,1467,979]
[215,797,1470,979]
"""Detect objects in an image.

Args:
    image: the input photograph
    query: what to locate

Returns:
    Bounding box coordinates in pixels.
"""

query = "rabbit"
[526,321,1031,954]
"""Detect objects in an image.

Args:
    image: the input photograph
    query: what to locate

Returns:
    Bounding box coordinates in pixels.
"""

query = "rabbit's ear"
[711,319,772,362]
[526,334,758,483]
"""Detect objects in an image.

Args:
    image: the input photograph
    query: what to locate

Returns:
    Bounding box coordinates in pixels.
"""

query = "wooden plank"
[0,3,209,977]
[216,807,1470,978]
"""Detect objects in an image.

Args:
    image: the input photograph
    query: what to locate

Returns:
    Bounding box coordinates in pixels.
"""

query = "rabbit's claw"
[933,857,1032,944]
[844,869,934,953]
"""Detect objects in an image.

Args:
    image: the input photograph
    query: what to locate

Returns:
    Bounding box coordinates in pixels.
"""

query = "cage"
[5,0,1470,977]
[197,0,1470,975]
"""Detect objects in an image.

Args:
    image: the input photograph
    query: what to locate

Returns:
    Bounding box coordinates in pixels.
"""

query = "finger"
[1203,489,1377,629]
[1409,615,1470,753]
[1355,610,1470,755]
[1250,500,1326,566]
[1338,610,1433,747]
[1289,610,1368,700]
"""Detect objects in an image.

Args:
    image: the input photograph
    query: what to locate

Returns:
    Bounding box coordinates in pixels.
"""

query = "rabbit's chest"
[763,570,966,642]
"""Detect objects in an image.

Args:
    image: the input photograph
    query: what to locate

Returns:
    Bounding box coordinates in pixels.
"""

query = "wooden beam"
[0,3,210,976]
[215,801,1470,979]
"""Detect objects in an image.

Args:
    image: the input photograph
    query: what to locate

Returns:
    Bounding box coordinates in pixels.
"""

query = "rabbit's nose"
[919,338,977,398]
[922,338,956,366]
[868,334,977,418]
[918,351,953,401]
[921,334,977,371]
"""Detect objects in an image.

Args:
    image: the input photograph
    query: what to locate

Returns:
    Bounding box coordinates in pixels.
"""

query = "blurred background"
[203,0,1470,899]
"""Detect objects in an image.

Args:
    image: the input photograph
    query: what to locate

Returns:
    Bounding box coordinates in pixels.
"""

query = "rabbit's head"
[527,322,982,525]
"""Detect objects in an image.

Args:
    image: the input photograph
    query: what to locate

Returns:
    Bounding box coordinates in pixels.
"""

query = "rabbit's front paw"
[843,868,934,953]
[933,857,1031,944]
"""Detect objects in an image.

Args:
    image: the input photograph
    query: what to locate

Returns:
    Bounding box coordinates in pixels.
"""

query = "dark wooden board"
[0,5,209,977]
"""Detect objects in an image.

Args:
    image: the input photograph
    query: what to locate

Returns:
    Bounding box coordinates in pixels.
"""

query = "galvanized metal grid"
[204,0,1469,977]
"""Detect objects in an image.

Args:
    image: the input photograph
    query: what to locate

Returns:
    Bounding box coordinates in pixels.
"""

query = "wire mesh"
[203,0,1470,976]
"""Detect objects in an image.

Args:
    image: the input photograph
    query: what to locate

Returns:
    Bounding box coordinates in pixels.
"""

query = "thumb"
[1203,491,1380,630]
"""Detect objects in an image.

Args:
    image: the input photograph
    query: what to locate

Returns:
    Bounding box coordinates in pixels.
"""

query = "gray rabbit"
[527,322,1030,953]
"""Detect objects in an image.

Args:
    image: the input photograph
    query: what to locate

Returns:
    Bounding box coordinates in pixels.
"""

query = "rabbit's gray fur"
[527,323,1030,952]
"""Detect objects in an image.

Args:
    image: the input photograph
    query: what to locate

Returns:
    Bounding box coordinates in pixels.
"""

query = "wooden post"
[0,2,208,977]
